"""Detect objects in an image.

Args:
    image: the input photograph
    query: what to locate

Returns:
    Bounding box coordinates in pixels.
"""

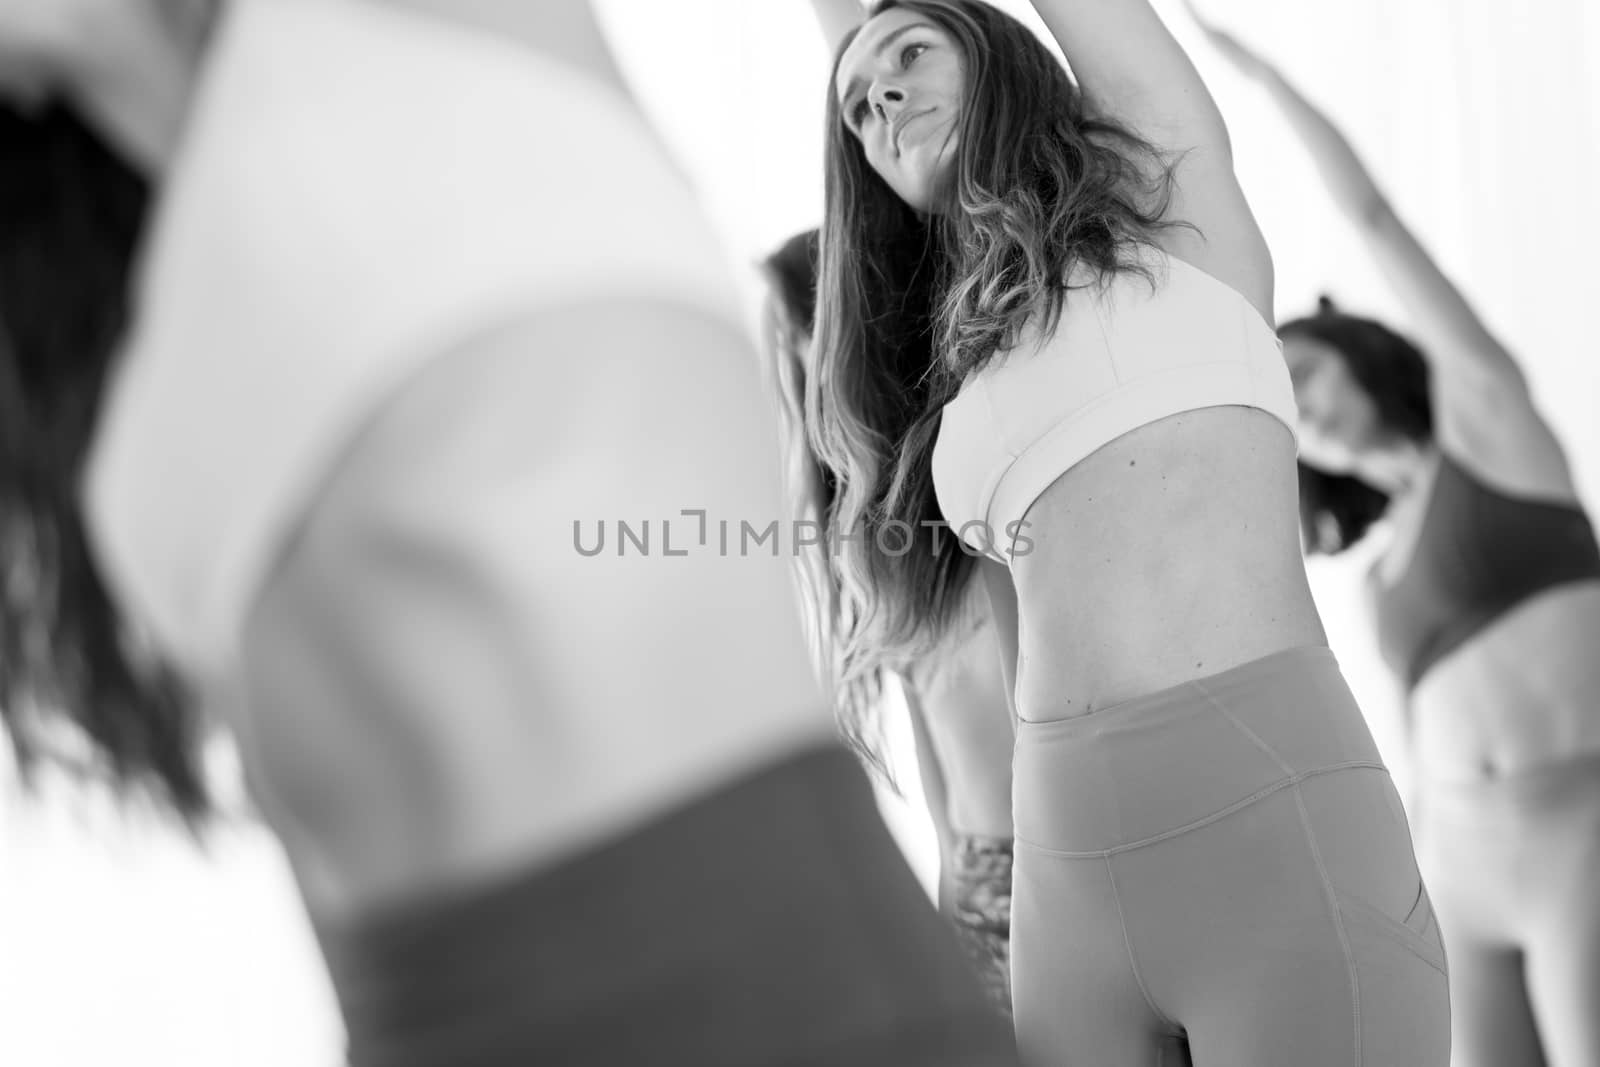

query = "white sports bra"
[931,249,1297,563]
[82,0,742,678]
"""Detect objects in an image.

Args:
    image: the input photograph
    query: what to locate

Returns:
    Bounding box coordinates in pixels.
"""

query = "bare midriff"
[1007,405,1328,723]
[1410,579,1600,781]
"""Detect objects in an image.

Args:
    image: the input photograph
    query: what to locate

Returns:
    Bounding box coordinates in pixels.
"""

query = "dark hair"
[811,0,1180,767]
[759,229,847,688]
[766,229,821,337]
[1281,296,1434,554]
[762,225,975,787]
[761,226,921,780]
[761,228,840,518]
[1,103,209,819]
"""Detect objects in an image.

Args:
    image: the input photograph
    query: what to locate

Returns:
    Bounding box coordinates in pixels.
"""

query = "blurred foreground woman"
[0,1,1019,1063]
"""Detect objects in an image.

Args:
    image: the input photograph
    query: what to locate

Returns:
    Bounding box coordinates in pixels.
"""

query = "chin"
[1299,444,1357,475]
[898,187,935,214]
[890,149,957,213]
[913,190,947,217]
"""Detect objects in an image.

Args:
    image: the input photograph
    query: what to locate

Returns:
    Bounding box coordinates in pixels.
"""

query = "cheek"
[1293,386,1355,463]
[1294,378,1334,428]
[928,52,966,103]
[932,124,960,177]
[1331,380,1383,438]
[906,123,961,204]
[863,139,894,180]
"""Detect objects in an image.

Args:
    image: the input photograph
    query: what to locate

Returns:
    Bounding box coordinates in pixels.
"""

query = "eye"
[901,42,929,66]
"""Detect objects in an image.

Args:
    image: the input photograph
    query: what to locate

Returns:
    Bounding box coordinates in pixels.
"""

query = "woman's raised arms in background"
[1187,2,1577,500]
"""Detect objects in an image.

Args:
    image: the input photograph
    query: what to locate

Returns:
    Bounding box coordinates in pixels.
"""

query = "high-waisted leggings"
[1010,646,1450,1066]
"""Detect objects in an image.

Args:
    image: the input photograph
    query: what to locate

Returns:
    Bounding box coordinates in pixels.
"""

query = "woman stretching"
[763,226,1016,1015]
[1193,13,1600,1065]
[814,1,1451,1062]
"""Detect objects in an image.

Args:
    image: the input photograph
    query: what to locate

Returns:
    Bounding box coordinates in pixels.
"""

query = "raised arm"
[1189,5,1577,497]
[1029,0,1228,147]
[808,0,867,55]
[1028,0,1274,321]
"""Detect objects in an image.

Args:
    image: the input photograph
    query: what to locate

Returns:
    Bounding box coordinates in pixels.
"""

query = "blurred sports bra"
[1370,452,1600,690]
[82,0,742,678]
[932,250,1298,563]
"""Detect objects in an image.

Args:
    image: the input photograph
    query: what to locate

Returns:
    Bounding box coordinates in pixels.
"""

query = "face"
[834,8,964,213]
[1282,334,1390,473]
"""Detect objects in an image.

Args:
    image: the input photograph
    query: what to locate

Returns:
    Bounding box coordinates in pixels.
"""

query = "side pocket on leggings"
[1300,768,1447,974]
[1332,880,1447,975]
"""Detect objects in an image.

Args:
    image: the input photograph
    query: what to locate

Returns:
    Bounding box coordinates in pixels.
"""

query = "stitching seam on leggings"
[1104,854,1183,1034]
[1293,782,1362,1067]
[1014,762,1386,858]
[1197,683,1299,777]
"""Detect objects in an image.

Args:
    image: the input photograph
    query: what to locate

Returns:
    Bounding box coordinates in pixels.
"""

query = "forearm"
[906,683,957,897]
[1251,67,1386,224]
[808,0,867,55]
[388,0,628,93]
[1189,14,1522,388]
[1358,200,1524,389]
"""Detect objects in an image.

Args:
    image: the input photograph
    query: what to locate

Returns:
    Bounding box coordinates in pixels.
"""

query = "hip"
[1012,645,1389,854]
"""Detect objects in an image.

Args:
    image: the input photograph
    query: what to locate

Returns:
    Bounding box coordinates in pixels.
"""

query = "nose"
[868,82,908,122]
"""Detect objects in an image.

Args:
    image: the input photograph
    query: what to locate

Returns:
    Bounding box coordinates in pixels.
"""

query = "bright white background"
[3,1,1598,1063]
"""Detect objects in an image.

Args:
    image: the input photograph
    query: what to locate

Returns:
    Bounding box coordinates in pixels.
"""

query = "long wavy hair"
[1,103,209,820]
[764,226,987,780]
[1282,296,1434,555]
[810,0,1181,765]
[758,229,841,681]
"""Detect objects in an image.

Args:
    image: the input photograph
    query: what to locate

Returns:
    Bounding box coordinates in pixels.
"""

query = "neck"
[380,0,628,93]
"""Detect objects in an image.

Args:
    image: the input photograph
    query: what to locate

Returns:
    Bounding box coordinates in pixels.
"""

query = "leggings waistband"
[1014,645,1389,854]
